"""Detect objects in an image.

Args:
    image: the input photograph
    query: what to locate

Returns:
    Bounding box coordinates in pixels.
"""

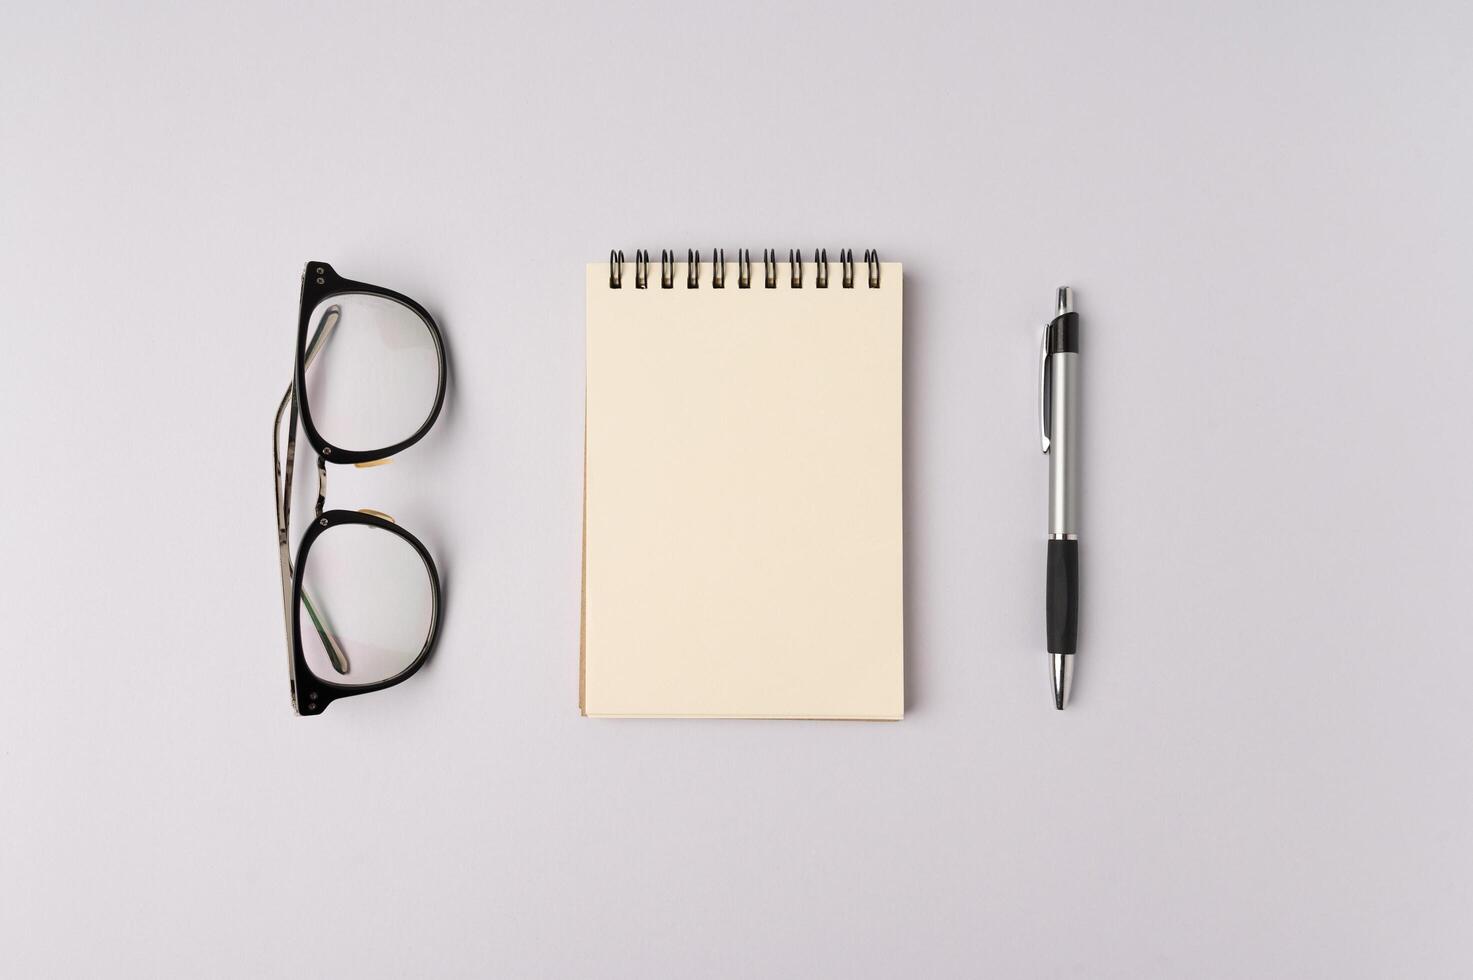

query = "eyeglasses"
[273,262,447,715]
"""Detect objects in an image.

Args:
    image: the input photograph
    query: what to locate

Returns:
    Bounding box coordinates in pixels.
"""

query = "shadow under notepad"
[903,268,925,713]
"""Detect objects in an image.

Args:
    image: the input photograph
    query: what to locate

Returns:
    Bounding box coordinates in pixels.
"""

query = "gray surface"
[2,2,1471,977]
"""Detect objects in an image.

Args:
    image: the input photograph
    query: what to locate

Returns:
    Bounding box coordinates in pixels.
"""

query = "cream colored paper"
[582,261,903,719]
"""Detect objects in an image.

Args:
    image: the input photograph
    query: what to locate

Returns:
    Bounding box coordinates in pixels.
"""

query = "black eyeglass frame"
[288,508,442,715]
[275,261,447,716]
[296,262,447,463]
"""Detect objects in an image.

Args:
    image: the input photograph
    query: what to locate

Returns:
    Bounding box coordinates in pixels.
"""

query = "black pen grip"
[1046,539,1079,656]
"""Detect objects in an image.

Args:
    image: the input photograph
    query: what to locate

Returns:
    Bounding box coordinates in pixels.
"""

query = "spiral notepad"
[581,249,903,719]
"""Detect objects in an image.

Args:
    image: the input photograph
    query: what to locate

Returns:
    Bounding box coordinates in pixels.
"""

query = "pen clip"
[1039,324,1053,454]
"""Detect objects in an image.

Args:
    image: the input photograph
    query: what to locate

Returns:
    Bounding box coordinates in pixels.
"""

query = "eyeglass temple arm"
[274,306,351,675]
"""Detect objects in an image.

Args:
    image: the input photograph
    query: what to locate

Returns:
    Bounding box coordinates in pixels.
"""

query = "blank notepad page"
[582,259,903,719]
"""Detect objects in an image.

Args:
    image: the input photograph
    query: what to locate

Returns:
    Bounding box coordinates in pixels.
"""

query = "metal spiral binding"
[607,248,879,289]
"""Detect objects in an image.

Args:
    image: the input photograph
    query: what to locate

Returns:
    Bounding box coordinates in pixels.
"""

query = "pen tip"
[1056,286,1073,317]
[1051,653,1074,710]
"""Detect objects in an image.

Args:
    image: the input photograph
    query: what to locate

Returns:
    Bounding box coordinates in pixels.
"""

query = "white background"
[3,2,1471,977]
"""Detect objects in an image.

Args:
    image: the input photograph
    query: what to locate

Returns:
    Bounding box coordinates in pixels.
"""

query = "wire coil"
[609,249,879,289]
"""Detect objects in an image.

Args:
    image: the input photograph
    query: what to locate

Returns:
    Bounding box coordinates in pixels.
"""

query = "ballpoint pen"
[1040,286,1080,709]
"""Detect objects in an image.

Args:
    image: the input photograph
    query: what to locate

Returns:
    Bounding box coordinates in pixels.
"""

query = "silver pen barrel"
[1048,350,1079,538]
